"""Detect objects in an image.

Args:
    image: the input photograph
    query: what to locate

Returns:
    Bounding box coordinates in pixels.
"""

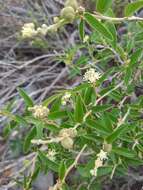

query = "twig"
[95,81,123,105]
[93,12,143,22]
[53,144,87,190]
[62,144,87,183]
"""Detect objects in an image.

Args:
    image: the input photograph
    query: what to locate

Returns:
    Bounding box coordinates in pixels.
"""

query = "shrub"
[1,0,143,189]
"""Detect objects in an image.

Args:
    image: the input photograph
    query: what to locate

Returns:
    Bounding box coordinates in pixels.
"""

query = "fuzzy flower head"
[97,149,108,161]
[47,149,57,161]
[21,23,37,38]
[83,68,101,84]
[58,128,77,149]
[28,105,49,119]
[61,92,71,105]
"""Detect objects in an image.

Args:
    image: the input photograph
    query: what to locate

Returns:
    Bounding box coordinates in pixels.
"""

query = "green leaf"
[96,0,113,13]
[112,147,136,158]
[48,111,67,120]
[18,88,34,107]
[84,12,113,41]
[135,31,143,41]
[44,124,59,132]
[59,161,66,180]
[126,157,143,166]
[92,104,112,113]
[79,19,85,41]
[106,124,129,143]
[105,21,117,49]
[74,95,84,123]
[38,151,59,172]
[130,48,142,66]
[124,67,132,85]
[73,83,90,92]
[43,93,62,107]
[84,87,94,105]
[26,116,59,132]
[23,127,36,153]
[98,166,112,177]
[86,119,110,136]
[125,1,143,16]
[15,115,28,126]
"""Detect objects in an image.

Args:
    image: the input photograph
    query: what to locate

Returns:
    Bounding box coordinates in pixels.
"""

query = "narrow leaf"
[59,161,66,180]
[96,0,113,13]
[18,88,34,107]
[112,147,136,158]
[125,1,143,16]
[38,151,59,172]
[84,12,113,41]
[74,95,84,123]
[106,124,129,143]
[43,93,62,107]
[23,127,36,153]
[79,19,85,41]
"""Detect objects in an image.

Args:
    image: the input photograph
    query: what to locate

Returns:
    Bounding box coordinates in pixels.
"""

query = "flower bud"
[103,142,112,153]
[61,137,73,149]
[47,24,58,33]
[77,6,85,15]
[67,128,77,138]
[59,128,77,138]
[65,0,78,11]
[59,128,69,138]
[53,17,60,23]
[60,6,75,23]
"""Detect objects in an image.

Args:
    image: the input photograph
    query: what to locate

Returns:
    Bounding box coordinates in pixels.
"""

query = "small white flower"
[95,158,103,168]
[97,149,108,161]
[47,149,57,161]
[83,68,101,84]
[90,168,98,177]
[90,149,107,177]
[83,35,89,43]
[61,92,71,105]
[37,24,49,36]
[28,105,49,119]
[21,23,37,38]
[31,139,44,145]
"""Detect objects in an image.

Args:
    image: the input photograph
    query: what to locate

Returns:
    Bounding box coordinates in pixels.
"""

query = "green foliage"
[125,0,143,16]
[18,88,34,107]
[96,0,113,13]
[84,12,113,41]
[2,0,143,189]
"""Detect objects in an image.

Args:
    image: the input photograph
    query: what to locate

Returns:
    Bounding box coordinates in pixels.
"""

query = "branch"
[53,144,87,190]
[93,12,143,22]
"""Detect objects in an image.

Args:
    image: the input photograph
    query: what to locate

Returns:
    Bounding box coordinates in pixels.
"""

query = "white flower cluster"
[21,23,59,38]
[90,149,108,177]
[58,128,77,149]
[83,68,101,84]
[61,92,71,105]
[28,105,49,119]
[46,149,57,161]
[21,23,37,38]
